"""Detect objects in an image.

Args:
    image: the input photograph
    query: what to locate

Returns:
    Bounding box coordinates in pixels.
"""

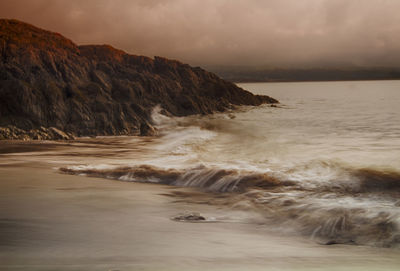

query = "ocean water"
[59,80,400,247]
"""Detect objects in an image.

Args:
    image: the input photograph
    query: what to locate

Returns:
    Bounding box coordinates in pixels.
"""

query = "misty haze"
[1,0,400,68]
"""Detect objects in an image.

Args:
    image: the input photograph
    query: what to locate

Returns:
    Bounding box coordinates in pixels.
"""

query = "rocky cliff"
[0,19,277,140]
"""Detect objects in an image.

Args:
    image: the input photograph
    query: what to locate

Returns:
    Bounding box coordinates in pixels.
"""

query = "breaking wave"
[59,162,400,247]
[60,164,291,192]
[58,81,400,248]
[59,163,400,194]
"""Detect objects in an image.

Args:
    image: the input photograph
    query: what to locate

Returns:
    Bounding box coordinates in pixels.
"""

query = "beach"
[1,142,400,271]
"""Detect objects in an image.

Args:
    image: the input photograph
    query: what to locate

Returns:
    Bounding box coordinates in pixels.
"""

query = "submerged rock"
[321,239,356,246]
[172,212,206,222]
[0,19,278,140]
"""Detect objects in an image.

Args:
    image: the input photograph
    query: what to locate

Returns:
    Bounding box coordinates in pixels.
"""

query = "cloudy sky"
[1,0,400,67]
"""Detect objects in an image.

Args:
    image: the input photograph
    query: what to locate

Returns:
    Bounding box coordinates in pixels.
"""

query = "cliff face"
[0,19,277,139]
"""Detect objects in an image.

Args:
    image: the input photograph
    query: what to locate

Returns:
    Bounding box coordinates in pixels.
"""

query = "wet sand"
[0,160,399,271]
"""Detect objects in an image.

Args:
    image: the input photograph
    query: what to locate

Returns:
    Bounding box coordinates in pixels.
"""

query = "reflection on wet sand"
[1,158,400,271]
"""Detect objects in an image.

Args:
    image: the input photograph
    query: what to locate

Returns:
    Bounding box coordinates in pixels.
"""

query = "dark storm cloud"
[1,0,400,67]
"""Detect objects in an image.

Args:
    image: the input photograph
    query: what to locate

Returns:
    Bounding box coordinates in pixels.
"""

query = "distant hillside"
[0,19,277,140]
[209,66,400,83]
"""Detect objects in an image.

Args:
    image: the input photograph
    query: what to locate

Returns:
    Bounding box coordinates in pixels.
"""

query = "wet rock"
[322,239,356,246]
[48,127,71,140]
[139,122,157,136]
[0,19,278,139]
[172,212,206,222]
[282,199,296,206]
[0,125,74,140]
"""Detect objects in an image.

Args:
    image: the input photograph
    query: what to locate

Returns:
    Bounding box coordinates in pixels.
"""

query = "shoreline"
[1,150,400,270]
[234,78,400,84]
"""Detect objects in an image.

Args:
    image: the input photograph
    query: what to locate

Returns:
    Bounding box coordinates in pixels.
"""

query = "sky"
[1,0,400,68]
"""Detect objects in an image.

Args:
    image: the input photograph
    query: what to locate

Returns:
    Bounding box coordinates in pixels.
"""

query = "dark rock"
[139,122,157,136]
[0,19,278,140]
[322,239,356,246]
[172,212,206,222]
[323,240,338,245]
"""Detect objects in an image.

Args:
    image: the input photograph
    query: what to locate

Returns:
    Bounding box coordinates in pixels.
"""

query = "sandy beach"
[0,141,400,271]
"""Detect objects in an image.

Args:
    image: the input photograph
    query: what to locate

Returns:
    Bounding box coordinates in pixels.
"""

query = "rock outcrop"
[0,125,74,140]
[0,19,278,140]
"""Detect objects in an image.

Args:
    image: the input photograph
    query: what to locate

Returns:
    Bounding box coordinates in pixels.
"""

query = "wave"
[59,163,400,247]
[59,164,292,192]
[59,162,400,194]
[354,168,400,192]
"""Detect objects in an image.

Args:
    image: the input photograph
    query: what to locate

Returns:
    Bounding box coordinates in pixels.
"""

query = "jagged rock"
[0,125,74,140]
[0,127,11,140]
[48,127,71,140]
[0,19,278,140]
[139,122,157,136]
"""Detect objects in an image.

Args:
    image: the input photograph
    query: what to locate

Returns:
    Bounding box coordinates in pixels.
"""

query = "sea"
[53,80,400,247]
